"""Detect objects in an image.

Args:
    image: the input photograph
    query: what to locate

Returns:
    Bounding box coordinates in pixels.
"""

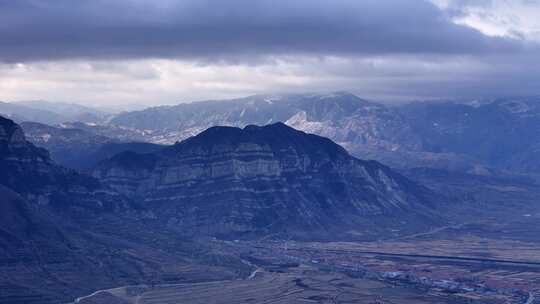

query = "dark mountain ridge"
[94,122,437,239]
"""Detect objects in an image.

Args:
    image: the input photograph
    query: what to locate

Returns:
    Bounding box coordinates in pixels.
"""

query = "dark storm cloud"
[0,0,529,62]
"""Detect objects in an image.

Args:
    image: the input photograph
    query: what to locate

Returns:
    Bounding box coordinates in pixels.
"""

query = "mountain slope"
[400,96,540,175]
[0,185,37,249]
[0,185,244,304]
[94,123,437,239]
[0,115,250,303]
[0,116,126,212]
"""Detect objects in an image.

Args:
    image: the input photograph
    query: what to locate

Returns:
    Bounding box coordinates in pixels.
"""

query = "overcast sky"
[0,0,539,106]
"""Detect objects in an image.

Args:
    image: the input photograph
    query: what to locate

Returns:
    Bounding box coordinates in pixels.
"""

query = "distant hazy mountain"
[20,121,113,169]
[16,100,109,123]
[63,121,152,142]
[8,93,540,175]
[94,123,436,239]
[107,92,479,171]
[0,101,68,125]
[0,100,110,125]
[108,93,540,175]
[400,96,540,175]
[20,121,163,170]
[110,92,419,149]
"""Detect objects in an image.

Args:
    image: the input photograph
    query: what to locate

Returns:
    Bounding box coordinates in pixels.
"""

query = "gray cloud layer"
[0,0,539,104]
[0,0,531,62]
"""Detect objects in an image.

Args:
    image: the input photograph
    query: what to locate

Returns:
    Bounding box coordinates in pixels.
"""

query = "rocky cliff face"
[0,115,126,212]
[0,115,50,161]
[94,123,435,238]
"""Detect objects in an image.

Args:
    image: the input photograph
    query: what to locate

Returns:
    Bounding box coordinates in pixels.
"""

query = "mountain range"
[0,114,443,302]
[102,93,540,176]
[4,114,438,240]
[0,100,109,125]
[8,92,540,177]
[2,93,540,302]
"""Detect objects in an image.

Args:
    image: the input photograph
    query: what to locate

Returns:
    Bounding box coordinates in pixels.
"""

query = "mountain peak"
[173,122,350,160]
[94,123,433,238]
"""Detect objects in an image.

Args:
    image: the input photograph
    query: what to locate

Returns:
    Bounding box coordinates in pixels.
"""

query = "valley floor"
[76,265,475,304]
[76,219,540,304]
